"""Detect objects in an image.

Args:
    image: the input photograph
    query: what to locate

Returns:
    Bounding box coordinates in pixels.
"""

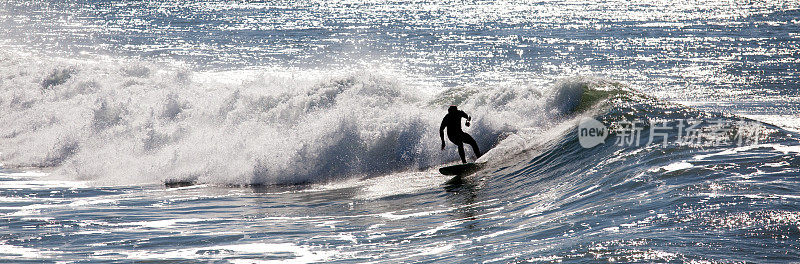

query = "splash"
[0,52,613,185]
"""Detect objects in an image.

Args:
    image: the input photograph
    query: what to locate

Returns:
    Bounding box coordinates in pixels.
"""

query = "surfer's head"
[448,105,458,113]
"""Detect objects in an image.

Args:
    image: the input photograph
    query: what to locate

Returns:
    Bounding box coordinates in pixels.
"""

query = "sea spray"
[1,53,615,185]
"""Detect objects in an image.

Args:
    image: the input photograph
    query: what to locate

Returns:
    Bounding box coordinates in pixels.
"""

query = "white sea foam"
[0,180,88,189]
[693,143,800,161]
[379,208,454,221]
[122,242,337,263]
[121,218,211,229]
[355,170,445,200]
[0,51,605,185]
[649,161,694,173]
[0,243,61,259]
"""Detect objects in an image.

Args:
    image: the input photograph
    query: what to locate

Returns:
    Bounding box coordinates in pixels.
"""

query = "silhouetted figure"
[440,105,482,163]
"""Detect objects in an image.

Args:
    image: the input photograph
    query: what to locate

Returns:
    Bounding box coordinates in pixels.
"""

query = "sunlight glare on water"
[0,0,799,263]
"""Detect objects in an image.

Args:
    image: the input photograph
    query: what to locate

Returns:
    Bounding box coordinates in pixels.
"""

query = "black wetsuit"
[440,109,482,163]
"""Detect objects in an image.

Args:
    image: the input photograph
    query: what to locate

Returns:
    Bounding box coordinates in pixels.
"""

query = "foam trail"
[0,52,608,185]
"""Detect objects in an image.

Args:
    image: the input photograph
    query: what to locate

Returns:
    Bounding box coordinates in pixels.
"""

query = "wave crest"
[0,53,614,185]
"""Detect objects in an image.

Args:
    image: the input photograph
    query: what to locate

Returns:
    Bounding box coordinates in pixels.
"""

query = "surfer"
[440,105,482,163]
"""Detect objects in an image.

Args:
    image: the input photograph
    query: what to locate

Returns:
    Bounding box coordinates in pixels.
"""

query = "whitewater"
[1,0,799,263]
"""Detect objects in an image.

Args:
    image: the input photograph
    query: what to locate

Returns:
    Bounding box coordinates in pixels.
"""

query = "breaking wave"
[0,51,617,185]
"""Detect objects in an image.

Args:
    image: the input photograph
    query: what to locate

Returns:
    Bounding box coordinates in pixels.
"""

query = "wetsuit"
[440,107,482,163]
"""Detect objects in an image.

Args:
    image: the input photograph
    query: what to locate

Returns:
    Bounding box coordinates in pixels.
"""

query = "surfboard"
[439,163,482,176]
[440,163,483,185]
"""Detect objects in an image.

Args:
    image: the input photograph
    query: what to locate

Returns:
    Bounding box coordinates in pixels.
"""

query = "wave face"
[463,93,800,262]
[0,52,606,185]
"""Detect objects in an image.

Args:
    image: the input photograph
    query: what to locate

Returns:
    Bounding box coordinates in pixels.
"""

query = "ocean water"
[1,0,799,262]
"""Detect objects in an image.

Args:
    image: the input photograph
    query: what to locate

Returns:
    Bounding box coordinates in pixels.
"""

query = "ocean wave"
[0,52,618,185]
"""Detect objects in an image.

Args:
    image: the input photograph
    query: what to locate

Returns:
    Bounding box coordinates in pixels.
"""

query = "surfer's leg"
[457,143,467,164]
[463,133,481,158]
[449,133,467,163]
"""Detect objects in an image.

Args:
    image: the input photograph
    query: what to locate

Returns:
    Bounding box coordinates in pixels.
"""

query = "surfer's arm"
[458,110,470,121]
[439,119,446,150]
